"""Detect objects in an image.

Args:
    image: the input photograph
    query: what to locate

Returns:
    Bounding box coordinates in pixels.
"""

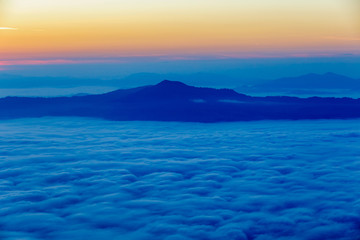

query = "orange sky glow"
[0,0,359,65]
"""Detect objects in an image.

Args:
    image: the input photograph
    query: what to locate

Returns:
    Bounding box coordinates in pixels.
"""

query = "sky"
[0,0,359,80]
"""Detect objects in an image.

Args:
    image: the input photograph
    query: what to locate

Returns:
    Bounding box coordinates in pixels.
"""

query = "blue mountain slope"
[1,80,360,122]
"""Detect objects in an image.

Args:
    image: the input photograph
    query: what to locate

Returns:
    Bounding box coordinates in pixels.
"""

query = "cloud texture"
[0,118,360,239]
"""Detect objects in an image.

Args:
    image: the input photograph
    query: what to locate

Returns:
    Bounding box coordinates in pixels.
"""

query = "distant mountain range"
[0,72,249,90]
[2,72,360,98]
[1,80,360,122]
[237,73,360,97]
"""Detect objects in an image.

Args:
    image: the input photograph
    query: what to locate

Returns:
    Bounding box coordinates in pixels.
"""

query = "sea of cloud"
[0,117,360,240]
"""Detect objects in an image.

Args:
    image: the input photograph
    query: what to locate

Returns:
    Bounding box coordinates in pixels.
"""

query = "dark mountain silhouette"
[1,80,360,122]
[2,72,360,98]
[119,72,246,88]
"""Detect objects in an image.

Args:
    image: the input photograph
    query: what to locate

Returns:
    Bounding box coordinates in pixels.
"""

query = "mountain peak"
[156,80,189,87]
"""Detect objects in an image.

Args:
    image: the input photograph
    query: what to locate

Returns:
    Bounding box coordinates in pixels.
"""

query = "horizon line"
[1,53,359,68]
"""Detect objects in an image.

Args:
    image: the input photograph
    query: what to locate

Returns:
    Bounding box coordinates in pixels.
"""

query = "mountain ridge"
[237,73,360,97]
[1,80,360,122]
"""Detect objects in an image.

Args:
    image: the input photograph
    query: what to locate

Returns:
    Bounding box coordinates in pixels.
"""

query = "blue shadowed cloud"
[0,118,360,239]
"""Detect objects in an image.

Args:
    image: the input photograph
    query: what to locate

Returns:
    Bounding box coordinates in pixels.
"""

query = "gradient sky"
[1,0,359,59]
[0,0,359,79]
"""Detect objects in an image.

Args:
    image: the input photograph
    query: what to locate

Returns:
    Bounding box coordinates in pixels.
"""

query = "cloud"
[0,59,107,66]
[0,27,17,30]
[0,117,360,239]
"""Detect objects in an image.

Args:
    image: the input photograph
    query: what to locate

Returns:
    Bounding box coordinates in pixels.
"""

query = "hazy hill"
[1,80,360,122]
[2,72,360,98]
[237,72,360,97]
